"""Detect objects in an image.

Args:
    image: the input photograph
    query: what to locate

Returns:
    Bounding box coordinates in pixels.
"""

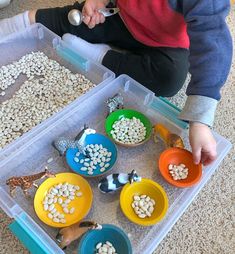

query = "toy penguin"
[53,125,96,156]
[56,220,102,249]
[98,170,141,193]
[153,123,185,149]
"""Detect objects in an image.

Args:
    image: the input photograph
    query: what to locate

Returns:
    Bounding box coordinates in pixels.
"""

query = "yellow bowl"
[120,179,168,226]
[34,172,93,228]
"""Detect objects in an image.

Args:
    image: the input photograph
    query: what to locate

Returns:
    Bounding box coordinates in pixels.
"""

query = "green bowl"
[105,109,152,147]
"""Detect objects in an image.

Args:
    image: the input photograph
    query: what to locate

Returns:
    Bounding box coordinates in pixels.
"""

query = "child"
[0,0,233,166]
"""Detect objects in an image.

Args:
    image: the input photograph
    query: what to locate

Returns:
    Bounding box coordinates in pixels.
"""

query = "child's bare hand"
[189,122,217,166]
[82,0,109,29]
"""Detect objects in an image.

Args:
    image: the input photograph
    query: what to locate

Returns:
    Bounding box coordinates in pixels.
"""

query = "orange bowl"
[158,148,202,188]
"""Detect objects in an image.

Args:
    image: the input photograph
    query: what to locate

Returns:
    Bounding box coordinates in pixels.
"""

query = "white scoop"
[68,8,120,26]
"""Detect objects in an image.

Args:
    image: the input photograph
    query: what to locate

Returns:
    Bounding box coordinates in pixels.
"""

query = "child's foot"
[62,33,111,63]
[0,11,30,39]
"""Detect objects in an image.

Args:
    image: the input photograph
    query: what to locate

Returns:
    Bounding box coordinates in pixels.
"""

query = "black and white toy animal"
[106,93,124,115]
[98,170,141,193]
[53,125,96,156]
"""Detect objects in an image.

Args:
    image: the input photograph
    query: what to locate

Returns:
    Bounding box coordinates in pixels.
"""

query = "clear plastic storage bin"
[0,23,115,157]
[0,75,231,254]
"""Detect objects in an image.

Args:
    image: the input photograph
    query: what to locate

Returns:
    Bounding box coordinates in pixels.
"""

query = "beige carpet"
[0,1,234,254]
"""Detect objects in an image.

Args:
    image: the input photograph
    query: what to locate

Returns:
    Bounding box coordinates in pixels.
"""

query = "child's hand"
[189,122,217,166]
[82,0,109,29]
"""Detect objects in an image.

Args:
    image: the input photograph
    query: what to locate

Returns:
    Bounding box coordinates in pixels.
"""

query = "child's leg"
[35,2,188,96]
[0,1,189,96]
[0,11,30,38]
[102,47,189,97]
[62,34,111,64]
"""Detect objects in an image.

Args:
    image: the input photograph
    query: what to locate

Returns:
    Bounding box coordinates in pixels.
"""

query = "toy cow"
[98,170,141,193]
[56,220,102,249]
[106,93,124,115]
[53,125,96,156]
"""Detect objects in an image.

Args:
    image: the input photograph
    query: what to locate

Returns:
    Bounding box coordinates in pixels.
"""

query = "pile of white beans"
[168,163,188,180]
[43,182,82,224]
[110,117,146,144]
[74,144,112,175]
[132,194,155,218]
[0,51,95,149]
[95,241,117,254]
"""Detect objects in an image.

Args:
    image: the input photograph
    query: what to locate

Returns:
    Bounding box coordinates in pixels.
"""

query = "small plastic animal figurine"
[106,93,124,115]
[56,220,102,249]
[6,167,55,197]
[153,123,185,148]
[53,125,96,156]
[98,169,141,193]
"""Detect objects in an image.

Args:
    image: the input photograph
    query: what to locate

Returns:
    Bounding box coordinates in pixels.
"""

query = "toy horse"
[6,167,55,197]
[56,220,102,249]
[53,125,96,156]
[98,170,141,193]
[153,123,185,149]
[106,93,124,115]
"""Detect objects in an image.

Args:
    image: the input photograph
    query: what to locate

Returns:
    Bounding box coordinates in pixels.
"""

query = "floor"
[0,1,234,254]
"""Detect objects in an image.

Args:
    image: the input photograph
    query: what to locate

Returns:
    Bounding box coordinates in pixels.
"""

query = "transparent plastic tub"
[0,23,115,156]
[0,75,231,254]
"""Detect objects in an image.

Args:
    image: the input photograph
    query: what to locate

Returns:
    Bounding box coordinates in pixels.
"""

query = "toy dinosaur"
[153,123,184,148]
[6,167,55,197]
[98,169,142,193]
[56,220,102,249]
[53,124,96,156]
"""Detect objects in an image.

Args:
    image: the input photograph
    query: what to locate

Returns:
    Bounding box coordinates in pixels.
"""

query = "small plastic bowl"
[120,179,168,226]
[158,147,202,188]
[66,133,118,177]
[34,173,93,227]
[105,109,152,147]
[77,224,132,254]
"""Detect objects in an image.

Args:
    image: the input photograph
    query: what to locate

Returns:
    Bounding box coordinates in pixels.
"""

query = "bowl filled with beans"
[66,133,118,177]
[34,172,93,227]
[105,109,152,147]
[120,178,168,226]
[77,224,132,254]
[158,147,202,187]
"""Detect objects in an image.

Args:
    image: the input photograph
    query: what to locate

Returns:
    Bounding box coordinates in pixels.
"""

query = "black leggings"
[36,1,189,97]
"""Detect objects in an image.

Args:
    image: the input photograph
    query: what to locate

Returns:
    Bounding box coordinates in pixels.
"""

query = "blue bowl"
[77,224,132,254]
[66,133,118,177]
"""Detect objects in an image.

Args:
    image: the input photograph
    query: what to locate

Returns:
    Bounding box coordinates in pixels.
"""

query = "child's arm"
[178,0,232,126]
[189,122,217,166]
[177,0,232,165]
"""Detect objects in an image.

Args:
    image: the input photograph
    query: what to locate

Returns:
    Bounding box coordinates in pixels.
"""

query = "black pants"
[36,2,189,97]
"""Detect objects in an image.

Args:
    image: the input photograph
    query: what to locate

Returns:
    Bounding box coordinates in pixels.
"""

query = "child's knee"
[152,69,188,97]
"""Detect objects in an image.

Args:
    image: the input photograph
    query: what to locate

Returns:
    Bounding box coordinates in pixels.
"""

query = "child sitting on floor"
[0,0,233,166]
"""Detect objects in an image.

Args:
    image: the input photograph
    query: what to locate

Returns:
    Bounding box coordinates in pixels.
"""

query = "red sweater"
[117,0,189,48]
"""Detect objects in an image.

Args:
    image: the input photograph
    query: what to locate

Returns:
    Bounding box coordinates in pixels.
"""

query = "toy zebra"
[106,93,124,115]
[53,125,96,156]
[98,170,141,193]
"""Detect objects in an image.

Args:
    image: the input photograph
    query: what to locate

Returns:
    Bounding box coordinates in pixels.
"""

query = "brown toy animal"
[154,123,185,149]
[56,221,102,249]
[6,167,55,197]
